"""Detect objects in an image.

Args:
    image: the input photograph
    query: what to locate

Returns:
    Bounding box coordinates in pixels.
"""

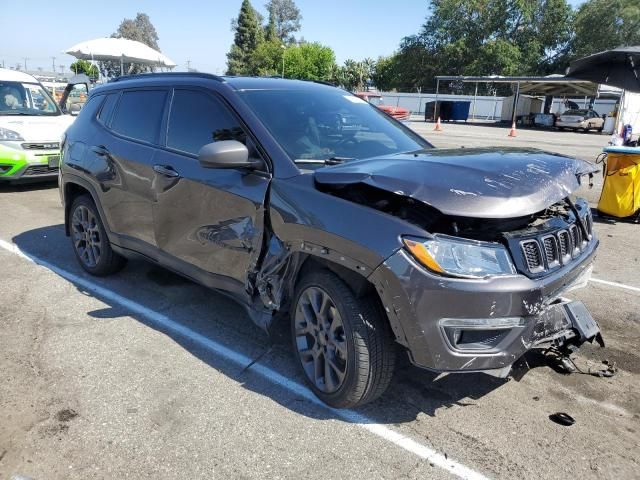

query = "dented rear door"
[151,88,269,296]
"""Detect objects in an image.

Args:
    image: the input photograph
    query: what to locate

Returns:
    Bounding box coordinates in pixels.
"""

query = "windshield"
[367,96,383,106]
[563,109,588,116]
[239,88,429,165]
[0,81,61,116]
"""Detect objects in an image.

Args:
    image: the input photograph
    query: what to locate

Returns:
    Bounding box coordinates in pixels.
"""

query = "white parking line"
[0,238,488,480]
[590,277,640,294]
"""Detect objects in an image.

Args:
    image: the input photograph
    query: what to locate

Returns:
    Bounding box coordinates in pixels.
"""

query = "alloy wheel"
[294,286,348,393]
[71,205,102,268]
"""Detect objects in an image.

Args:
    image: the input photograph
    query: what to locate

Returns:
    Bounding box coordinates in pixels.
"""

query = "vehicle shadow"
[13,224,516,424]
[0,179,58,193]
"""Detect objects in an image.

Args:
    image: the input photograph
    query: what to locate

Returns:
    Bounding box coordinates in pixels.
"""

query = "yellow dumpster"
[598,146,640,219]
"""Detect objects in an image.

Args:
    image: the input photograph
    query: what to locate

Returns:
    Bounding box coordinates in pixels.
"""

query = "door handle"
[153,164,180,178]
[91,145,110,156]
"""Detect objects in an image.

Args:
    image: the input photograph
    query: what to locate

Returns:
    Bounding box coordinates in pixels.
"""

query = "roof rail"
[109,72,225,83]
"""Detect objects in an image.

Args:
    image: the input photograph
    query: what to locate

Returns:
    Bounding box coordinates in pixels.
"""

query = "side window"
[111,90,167,144]
[75,94,103,121]
[167,89,248,156]
[97,92,118,125]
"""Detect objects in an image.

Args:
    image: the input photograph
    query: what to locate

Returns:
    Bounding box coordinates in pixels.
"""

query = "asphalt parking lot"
[1,123,639,480]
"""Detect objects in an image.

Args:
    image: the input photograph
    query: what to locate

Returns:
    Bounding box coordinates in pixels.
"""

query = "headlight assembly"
[403,234,516,279]
[0,127,24,141]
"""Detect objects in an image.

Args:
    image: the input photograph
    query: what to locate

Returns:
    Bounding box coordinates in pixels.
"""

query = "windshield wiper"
[294,156,354,165]
[1,111,32,116]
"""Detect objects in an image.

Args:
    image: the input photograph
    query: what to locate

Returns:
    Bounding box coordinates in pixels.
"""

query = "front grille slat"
[569,224,582,257]
[521,240,544,273]
[517,212,594,275]
[542,235,560,268]
[557,230,572,265]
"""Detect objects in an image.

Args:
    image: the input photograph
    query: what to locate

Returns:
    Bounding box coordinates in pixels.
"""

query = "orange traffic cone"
[434,117,443,131]
[508,121,517,137]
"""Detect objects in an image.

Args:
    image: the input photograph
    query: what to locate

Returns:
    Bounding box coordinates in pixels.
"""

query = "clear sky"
[2,0,586,75]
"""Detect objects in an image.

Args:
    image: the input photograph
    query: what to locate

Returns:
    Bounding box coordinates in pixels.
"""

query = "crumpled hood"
[0,115,74,142]
[314,148,599,218]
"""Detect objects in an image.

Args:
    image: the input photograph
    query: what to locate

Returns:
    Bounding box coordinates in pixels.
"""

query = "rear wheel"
[291,269,395,408]
[69,195,126,276]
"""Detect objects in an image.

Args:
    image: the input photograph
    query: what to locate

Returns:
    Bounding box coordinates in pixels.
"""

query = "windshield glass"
[367,96,383,106]
[0,81,61,116]
[239,88,429,165]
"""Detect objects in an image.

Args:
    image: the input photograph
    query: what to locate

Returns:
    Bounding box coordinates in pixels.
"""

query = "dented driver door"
[151,88,270,299]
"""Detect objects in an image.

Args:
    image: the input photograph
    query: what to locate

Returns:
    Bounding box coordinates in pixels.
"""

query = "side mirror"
[198,140,262,169]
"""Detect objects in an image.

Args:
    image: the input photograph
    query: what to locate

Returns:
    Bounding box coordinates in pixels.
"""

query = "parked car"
[0,68,75,182]
[60,74,602,408]
[556,109,604,132]
[355,91,410,121]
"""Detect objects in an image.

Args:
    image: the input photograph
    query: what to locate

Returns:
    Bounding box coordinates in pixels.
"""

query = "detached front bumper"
[369,239,599,377]
[0,143,60,181]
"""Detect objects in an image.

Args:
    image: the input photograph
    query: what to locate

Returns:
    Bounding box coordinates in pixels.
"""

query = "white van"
[0,68,77,182]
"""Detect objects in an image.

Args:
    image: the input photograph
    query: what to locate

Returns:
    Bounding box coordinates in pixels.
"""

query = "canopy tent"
[567,46,640,93]
[64,38,176,76]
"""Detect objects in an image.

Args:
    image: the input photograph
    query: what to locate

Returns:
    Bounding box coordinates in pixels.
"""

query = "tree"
[371,56,398,91]
[247,39,284,76]
[227,0,264,75]
[392,0,574,90]
[114,13,160,50]
[282,42,335,80]
[100,12,161,78]
[265,0,302,43]
[70,60,99,80]
[572,0,640,58]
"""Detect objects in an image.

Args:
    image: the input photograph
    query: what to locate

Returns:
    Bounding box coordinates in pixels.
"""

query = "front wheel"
[291,270,395,408]
[69,194,126,276]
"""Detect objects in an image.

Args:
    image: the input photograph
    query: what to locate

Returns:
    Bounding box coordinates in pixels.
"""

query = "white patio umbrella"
[64,38,176,76]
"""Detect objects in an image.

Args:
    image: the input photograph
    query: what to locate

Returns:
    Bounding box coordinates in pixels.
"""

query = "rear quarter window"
[74,94,104,122]
[111,89,167,144]
[97,92,119,125]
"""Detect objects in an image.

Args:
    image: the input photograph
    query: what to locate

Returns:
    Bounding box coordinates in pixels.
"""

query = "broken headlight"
[402,234,516,279]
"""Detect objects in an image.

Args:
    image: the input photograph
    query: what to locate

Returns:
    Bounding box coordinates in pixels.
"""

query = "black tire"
[597,127,604,133]
[69,194,126,276]
[291,269,395,408]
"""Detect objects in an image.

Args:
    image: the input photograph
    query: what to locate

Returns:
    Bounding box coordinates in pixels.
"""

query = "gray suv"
[59,73,601,408]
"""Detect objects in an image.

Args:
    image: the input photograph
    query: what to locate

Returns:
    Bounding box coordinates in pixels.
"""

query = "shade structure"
[435,75,600,96]
[64,38,176,70]
[567,46,640,93]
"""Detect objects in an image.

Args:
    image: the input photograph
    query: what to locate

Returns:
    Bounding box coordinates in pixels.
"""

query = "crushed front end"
[369,197,602,377]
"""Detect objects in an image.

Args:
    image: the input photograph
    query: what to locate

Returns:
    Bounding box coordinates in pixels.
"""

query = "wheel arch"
[62,175,112,239]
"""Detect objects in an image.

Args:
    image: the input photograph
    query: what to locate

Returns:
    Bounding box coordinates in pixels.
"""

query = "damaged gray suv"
[60,73,602,408]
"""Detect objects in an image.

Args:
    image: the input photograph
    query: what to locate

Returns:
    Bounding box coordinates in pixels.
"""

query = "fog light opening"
[440,317,524,351]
